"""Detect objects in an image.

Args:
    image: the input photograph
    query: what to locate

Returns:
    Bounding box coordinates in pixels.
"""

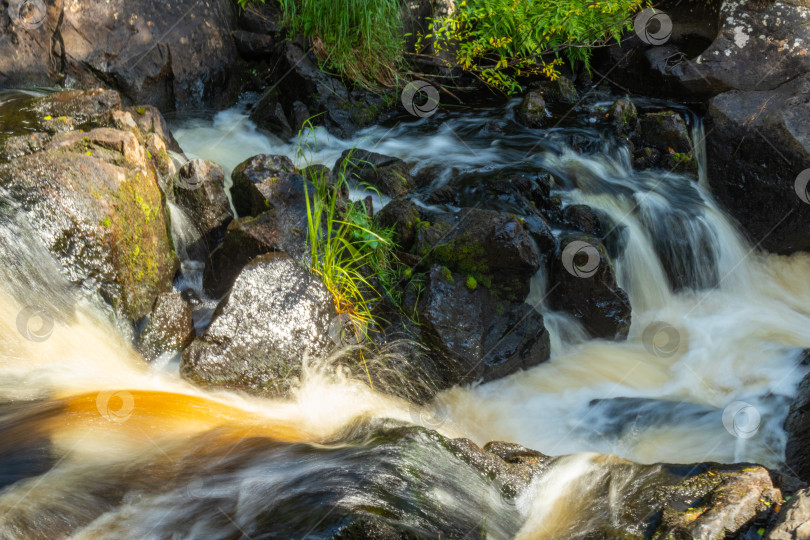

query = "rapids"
[0,92,808,538]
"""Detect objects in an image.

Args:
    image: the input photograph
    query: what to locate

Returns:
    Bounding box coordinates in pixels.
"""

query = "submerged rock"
[181,253,336,397]
[417,265,550,387]
[0,90,178,322]
[138,292,195,361]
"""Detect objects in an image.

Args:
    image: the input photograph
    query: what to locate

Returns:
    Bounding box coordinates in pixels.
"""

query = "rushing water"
[1,92,809,538]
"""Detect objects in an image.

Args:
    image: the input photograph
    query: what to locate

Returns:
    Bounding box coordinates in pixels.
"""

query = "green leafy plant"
[421,0,646,93]
[277,0,405,87]
[236,0,264,9]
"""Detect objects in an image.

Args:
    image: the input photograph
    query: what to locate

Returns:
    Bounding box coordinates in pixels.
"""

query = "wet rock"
[766,487,810,540]
[638,111,692,154]
[785,372,810,483]
[608,98,639,137]
[706,72,810,254]
[0,90,178,322]
[336,149,415,198]
[181,253,336,398]
[375,197,421,252]
[562,204,603,237]
[172,159,233,254]
[534,76,577,104]
[516,90,547,128]
[417,265,550,387]
[414,208,542,301]
[138,292,195,361]
[548,233,631,340]
[203,211,307,298]
[230,154,302,217]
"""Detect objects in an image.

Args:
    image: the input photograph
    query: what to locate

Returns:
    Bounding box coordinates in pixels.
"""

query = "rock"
[203,211,307,298]
[0,90,178,322]
[548,234,631,340]
[562,204,603,237]
[535,76,577,104]
[181,253,336,398]
[172,159,233,254]
[230,154,300,217]
[637,111,692,154]
[516,90,547,128]
[608,98,639,137]
[336,149,415,198]
[375,197,421,252]
[767,488,810,540]
[138,292,195,361]
[240,1,284,36]
[414,208,542,301]
[250,41,397,138]
[125,105,182,154]
[417,265,550,387]
[706,73,810,254]
[785,372,810,483]
[0,0,242,111]
[664,0,810,97]
[232,30,278,60]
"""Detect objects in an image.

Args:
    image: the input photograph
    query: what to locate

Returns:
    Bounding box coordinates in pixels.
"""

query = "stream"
[1,91,809,538]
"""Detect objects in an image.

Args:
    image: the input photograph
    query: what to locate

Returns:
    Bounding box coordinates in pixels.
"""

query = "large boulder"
[417,265,550,387]
[705,72,810,254]
[662,0,810,97]
[181,253,337,397]
[0,0,241,111]
[0,89,178,322]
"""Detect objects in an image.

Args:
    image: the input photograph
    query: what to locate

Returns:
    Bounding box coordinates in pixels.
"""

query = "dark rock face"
[336,149,415,198]
[0,0,241,111]
[767,487,810,540]
[417,265,550,387]
[172,159,233,255]
[785,372,810,483]
[706,73,810,254]
[548,234,631,340]
[138,292,195,361]
[181,253,336,398]
[249,41,397,139]
[0,90,178,322]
